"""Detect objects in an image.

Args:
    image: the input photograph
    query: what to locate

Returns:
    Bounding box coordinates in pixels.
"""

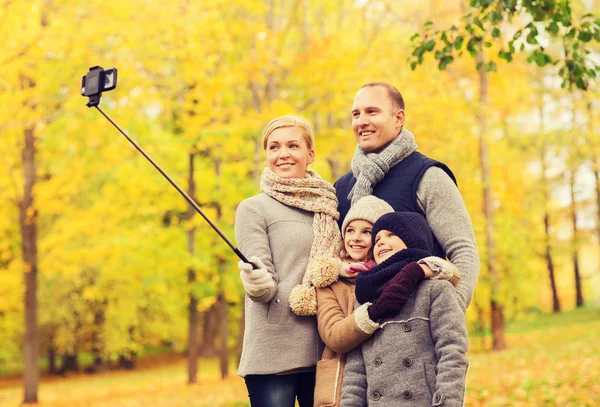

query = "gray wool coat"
[234,193,323,377]
[341,280,469,407]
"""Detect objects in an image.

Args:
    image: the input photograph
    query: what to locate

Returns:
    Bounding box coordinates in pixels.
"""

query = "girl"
[342,212,469,406]
[310,198,459,407]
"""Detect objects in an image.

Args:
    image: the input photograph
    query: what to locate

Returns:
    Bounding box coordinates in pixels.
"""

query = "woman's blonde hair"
[262,115,315,151]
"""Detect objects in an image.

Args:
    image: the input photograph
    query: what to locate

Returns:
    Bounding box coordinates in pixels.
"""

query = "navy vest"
[334,151,456,258]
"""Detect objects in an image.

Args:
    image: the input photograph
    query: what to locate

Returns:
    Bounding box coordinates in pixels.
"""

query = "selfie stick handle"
[95,106,255,267]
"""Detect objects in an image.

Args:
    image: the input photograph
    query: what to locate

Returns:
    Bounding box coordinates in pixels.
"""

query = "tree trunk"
[186,151,199,384]
[59,353,79,374]
[326,156,342,181]
[48,344,57,375]
[476,51,506,350]
[21,125,39,403]
[199,304,219,357]
[539,104,560,312]
[587,101,600,275]
[235,304,245,366]
[217,283,229,379]
[213,157,229,379]
[568,168,585,307]
[544,210,560,312]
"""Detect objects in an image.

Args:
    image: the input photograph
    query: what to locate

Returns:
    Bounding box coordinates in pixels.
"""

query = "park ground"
[0,307,598,407]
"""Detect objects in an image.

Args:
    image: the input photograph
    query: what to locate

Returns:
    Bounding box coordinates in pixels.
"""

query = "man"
[334,82,479,311]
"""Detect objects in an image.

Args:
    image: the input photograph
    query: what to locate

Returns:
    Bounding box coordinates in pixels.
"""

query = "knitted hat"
[372,212,433,252]
[341,196,394,238]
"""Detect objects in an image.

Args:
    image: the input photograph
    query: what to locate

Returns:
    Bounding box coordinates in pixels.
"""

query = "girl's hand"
[341,262,368,278]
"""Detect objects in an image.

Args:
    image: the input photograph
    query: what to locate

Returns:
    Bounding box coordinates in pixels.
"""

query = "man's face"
[351,86,405,153]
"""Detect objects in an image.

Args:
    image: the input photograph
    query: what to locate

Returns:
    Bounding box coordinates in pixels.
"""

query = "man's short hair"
[360,82,405,112]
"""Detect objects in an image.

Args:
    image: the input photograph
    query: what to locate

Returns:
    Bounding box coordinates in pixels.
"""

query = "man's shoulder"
[334,170,355,187]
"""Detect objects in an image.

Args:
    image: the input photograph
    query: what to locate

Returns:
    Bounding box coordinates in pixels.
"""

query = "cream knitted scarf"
[260,168,342,316]
[348,128,418,205]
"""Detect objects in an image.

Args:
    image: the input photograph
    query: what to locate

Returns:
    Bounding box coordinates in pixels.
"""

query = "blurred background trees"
[1,0,599,403]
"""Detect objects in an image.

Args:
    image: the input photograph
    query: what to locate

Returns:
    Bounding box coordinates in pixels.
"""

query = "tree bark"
[200,304,219,357]
[568,167,584,307]
[21,125,39,403]
[186,151,199,384]
[476,51,506,350]
[217,281,229,379]
[587,101,600,275]
[539,104,560,312]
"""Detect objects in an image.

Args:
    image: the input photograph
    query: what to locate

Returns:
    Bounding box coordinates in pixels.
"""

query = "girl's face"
[344,219,373,262]
[373,229,407,264]
[265,127,315,179]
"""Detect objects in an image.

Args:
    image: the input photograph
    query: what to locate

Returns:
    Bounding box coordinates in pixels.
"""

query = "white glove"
[238,256,275,296]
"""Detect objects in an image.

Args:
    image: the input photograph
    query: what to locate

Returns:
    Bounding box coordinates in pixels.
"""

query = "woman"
[235,115,342,407]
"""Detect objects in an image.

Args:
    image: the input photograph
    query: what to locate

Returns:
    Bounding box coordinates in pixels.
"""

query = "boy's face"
[374,229,407,264]
[344,219,373,262]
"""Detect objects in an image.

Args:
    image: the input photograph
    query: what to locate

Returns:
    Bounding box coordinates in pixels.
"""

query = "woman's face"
[266,127,315,178]
[344,220,373,262]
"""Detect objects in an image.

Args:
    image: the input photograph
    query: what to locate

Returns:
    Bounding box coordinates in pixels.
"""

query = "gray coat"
[341,280,469,407]
[234,193,322,377]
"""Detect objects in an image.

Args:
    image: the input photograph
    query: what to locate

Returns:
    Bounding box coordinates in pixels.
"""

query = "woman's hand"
[238,256,275,296]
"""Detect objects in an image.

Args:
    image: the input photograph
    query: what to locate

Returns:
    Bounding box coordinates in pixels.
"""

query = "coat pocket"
[424,363,437,397]
[267,298,283,324]
[314,358,341,407]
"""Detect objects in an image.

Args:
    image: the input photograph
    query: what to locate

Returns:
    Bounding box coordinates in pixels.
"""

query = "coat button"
[403,390,412,399]
[372,391,381,401]
[403,357,412,367]
[433,393,443,403]
[403,323,411,332]
[275,299,281,303]
[374,358,382,367]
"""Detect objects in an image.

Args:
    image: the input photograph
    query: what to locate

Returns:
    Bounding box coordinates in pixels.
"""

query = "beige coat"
[314,273,378,407]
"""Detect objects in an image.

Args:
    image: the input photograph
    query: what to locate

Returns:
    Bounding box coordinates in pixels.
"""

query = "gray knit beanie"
[341,196,394,238]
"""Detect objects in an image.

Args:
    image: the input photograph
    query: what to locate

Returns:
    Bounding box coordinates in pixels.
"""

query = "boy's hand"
[367,262,425,321]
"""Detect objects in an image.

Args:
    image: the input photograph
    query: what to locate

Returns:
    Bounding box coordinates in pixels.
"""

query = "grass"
[0,307,598,407]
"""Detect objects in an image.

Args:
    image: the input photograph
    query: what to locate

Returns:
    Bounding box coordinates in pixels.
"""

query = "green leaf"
[578,31,592,42]
[526,28,539,45]
[425,39,436,51]
[455,36,464,50]
[547,22,559,35]
[486,61,497,72]
[492,28,501,38]
[410,61,418,70]
[425,20,434,27]
[409,32,420,41]
[535,52,550,67]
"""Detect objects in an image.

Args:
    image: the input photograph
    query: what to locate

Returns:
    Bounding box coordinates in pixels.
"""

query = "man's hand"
[238,256,275,296]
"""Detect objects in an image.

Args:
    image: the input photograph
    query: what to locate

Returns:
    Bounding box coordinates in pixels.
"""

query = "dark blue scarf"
[355,248,431,304]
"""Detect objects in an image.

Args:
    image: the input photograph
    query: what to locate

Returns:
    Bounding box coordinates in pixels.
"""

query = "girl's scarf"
[348,128,418,205]
[354,248,430,304]
[260,168,342,315]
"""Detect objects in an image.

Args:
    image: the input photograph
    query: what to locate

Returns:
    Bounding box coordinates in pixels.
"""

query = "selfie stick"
[92,105,253,266]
